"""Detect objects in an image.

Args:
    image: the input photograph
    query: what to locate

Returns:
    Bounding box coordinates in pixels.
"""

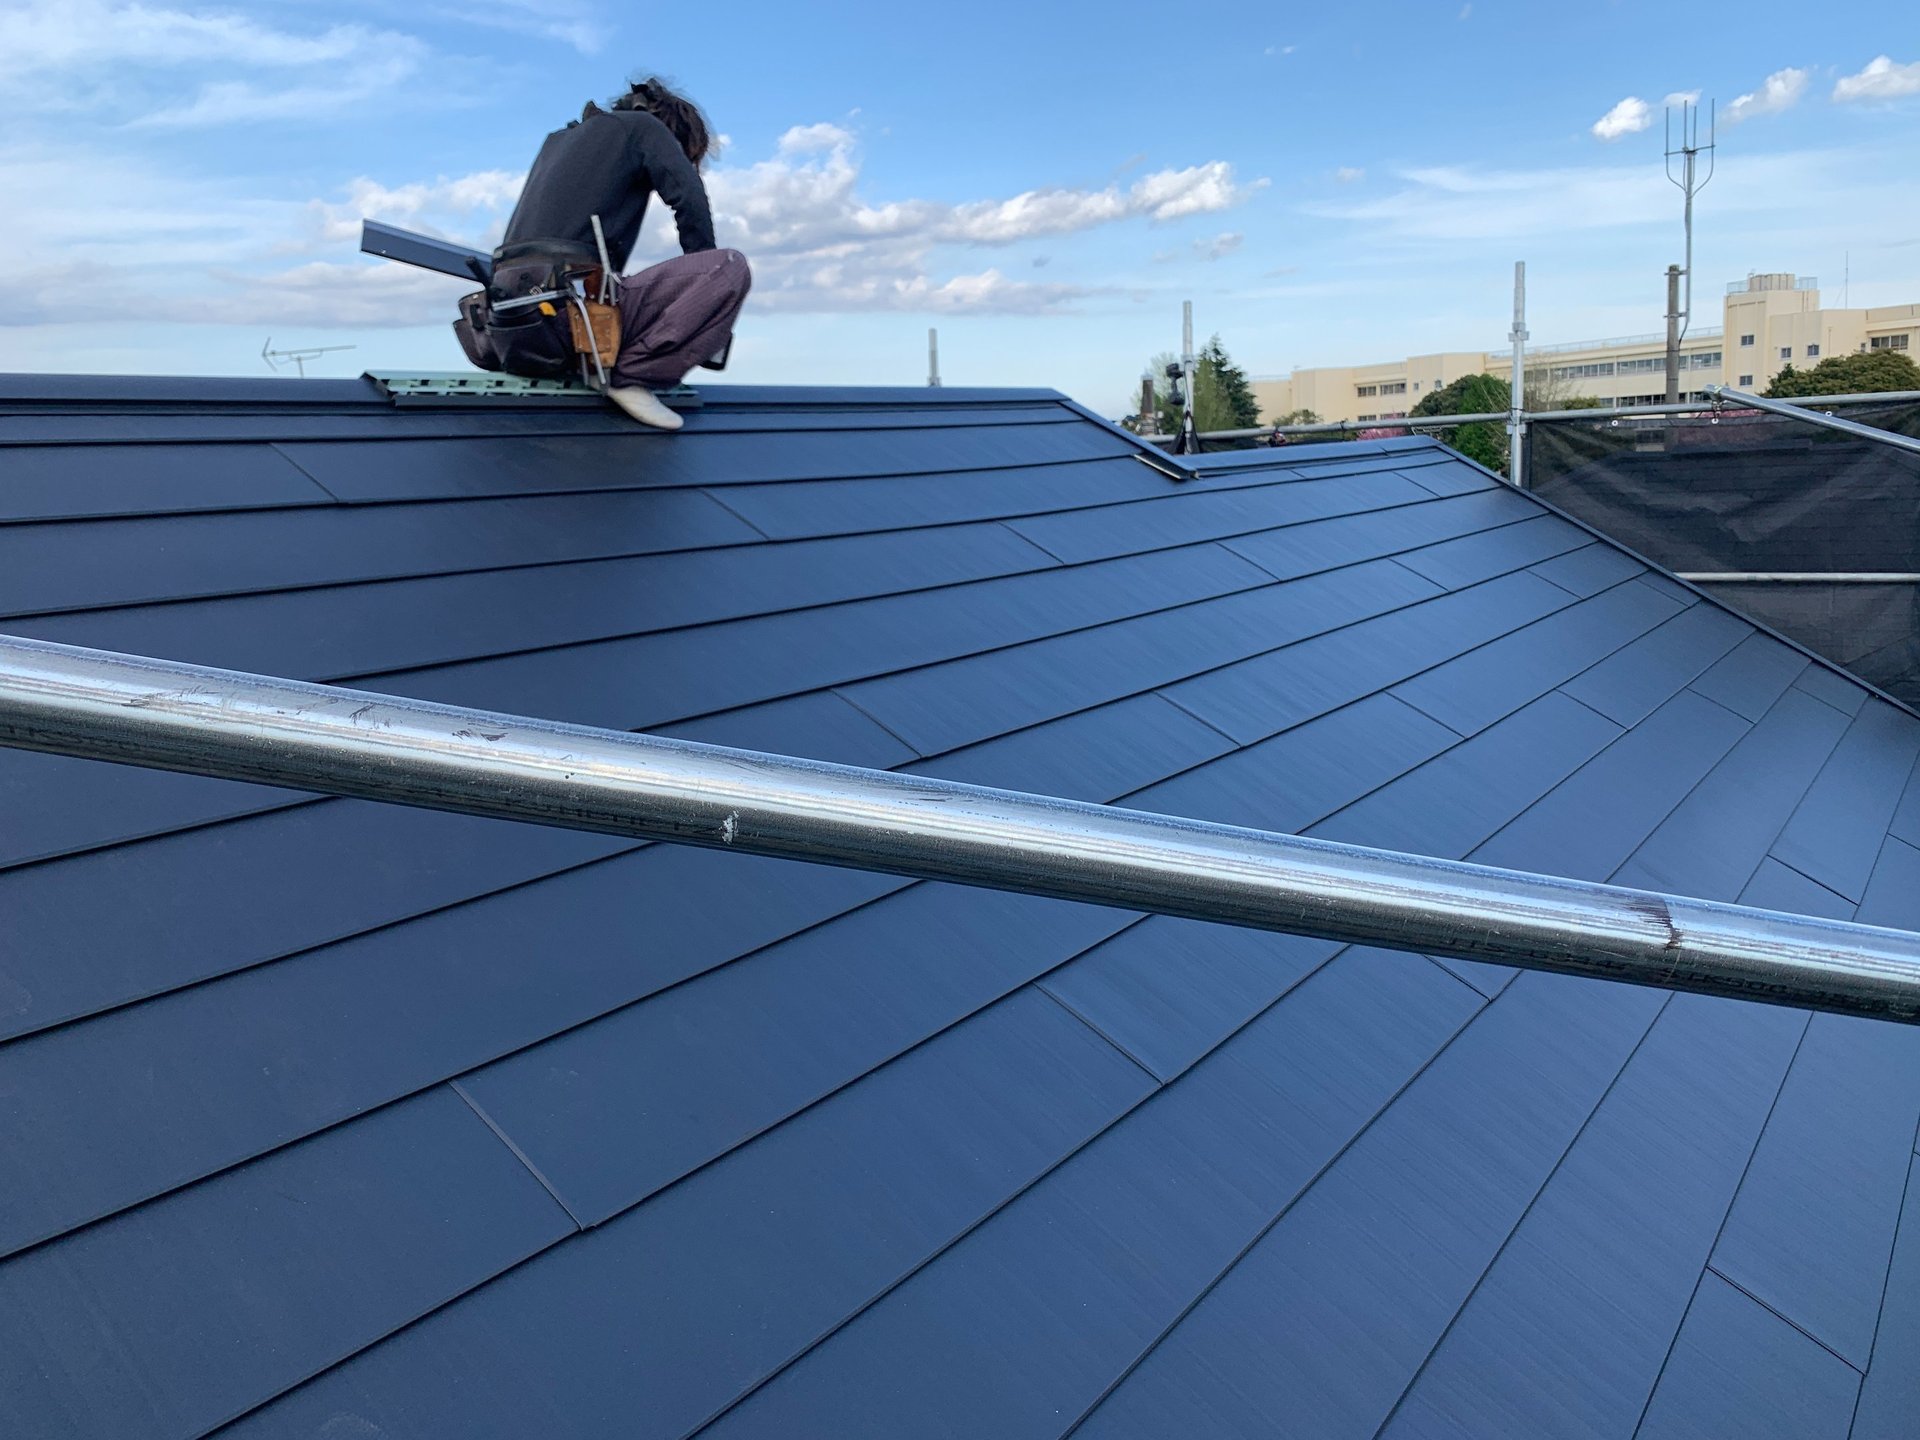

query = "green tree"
[1134,336,1263,444]
[1194,335,1261,434]
[1764,349,1920,397]
[1270,407,1320,425]
[1411,372,1511,472]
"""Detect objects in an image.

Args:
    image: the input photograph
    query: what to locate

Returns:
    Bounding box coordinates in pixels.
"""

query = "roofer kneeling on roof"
[457,76,750,431]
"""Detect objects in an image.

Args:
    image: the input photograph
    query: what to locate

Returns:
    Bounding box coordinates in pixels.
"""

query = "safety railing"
[4,634,1920,1023]
[1704,386,1920,458]
[1140,389,1920,447]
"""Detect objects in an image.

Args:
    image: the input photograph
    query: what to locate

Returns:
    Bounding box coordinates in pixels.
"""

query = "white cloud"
[427,0,604,53]
[1664,89,1702,106]
[1725,66,1807,122]
[1591,96,1652,141]
[1264,43,1296,56]
[1200,231,1244,260]
[0,0,397,74]
[1458,3,1471,18]
[0,0,429,126]
[685,133,1260,312]
[133,51,427,128]
[1300,146,1903,249]
[308,170,528,247]
[1334,166,1365,184]
[777,122,856,155]
[0,120,1262,329]
[1834,56,1920,102]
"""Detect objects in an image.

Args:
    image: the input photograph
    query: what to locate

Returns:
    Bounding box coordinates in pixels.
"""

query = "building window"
[1692,351,1722,368]
[1869,334,1911,351]
[1549,361,1616,380]
[1356,413,1378,422]
[1738,374,1753,387]
[1380,381,1407,396]
[1807,344,1820,358]
[1356,384,1378,397]
[1779,347,1792,360]
[1739,334,1755,347]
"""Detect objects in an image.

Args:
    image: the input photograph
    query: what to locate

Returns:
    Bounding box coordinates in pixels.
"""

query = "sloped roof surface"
[3,376,1920,1439]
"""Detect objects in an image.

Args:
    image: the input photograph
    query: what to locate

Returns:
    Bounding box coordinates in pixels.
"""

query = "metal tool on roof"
[360,219,731,380]
[3,632,1919,1027]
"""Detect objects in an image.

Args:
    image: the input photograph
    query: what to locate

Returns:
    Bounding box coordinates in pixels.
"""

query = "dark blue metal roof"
[2,376,1918,1439]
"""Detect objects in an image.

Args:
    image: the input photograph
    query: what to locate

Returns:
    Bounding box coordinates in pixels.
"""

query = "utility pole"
[1508,262,1528,489]
[927,328,941,387]
[1139,377,1156,435]
[1663,100,1716,403]
[1182,299,1197,438]
[1663,264,1683,403]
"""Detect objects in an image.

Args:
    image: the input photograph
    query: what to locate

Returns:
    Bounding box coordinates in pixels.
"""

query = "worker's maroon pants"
[611,248,752,389]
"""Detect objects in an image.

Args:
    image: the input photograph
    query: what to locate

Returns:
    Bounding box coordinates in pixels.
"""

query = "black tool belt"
[453,240,604,381]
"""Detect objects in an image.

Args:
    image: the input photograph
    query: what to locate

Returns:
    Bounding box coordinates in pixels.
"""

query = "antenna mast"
[261,338,357,379]
[1662,100,1716,402]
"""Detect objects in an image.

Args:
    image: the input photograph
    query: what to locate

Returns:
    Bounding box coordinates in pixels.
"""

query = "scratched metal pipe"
[1705,386,1920,457]
[4,632,1920,1023]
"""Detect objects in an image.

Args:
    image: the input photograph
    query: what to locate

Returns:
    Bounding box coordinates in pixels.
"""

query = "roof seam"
[826,689,929,761]
[0,835,646,1048]
[1630,1013,1818,1437]
[1553,687,1637,732]
[1380,568,1678,734]
[265,442,346,505]
[1758,854,1857,910]
[1031,982,1170,1087]
[448,1080,587,1231]
[685,946,1359,1439]
[1848,1137,1920,1435]
[1527,547,1606,598]
[199,962,1162,1440]
[334,538,1270,691]
[1057,975,1495,1440]
[1422,954,1507,1000]
[0,410,1090,452]
[1,517,1060,624]
[1370,991,1682,1439]
[690,486,772,541]
[1599,680,1849,910]
[1149,689,1242,747]
[1704,1264,1866,1376]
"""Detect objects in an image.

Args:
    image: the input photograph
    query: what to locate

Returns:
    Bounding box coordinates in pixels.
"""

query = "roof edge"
[0,372,1071,413]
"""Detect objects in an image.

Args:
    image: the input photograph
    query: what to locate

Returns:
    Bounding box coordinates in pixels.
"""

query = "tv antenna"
[1662,99,1715,401]
[261,337,357,378]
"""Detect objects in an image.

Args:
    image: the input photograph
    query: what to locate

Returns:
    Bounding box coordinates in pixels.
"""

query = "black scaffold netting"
[1527,400,1920,709]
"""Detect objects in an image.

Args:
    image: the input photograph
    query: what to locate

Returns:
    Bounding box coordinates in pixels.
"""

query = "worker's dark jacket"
[502,103,715,266]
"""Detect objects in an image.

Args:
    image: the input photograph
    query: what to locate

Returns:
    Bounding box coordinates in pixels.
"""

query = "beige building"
[1250,272,1920,425]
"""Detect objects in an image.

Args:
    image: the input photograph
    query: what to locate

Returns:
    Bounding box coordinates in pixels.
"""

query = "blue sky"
[2,0,1917,413]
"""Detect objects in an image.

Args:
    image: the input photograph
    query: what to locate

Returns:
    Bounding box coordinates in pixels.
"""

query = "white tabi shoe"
[606,387,685,430]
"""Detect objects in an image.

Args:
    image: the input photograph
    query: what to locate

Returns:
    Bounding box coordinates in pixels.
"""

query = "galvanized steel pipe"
[4,633,1920,1023]
[1144,389,1920,445]
[1705,387,1920,456]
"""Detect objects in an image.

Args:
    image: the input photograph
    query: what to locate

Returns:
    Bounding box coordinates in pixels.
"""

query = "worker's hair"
[612,76,717,166]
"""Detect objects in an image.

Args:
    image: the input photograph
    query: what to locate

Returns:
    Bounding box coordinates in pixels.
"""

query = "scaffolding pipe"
[1706,387,1920,457]
[1680,573,1920,584]
[3,634,1920,1024]
[1509,261,1528,489]
[1140,413,1508,444]
[1141,390,1920,445]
